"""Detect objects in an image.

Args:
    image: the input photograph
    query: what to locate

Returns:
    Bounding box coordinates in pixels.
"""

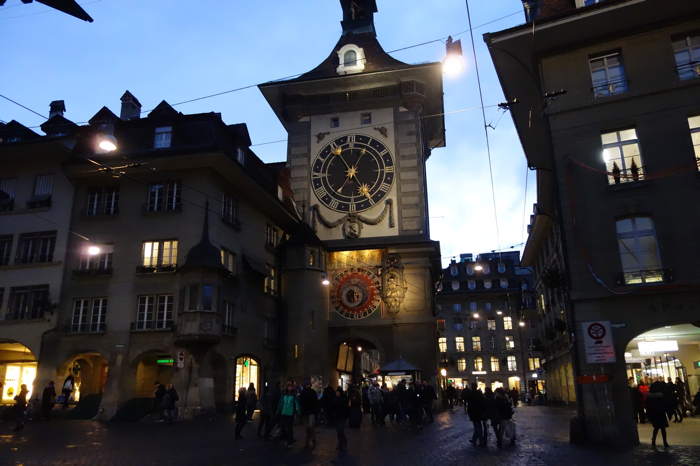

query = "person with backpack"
[277,381,300,448]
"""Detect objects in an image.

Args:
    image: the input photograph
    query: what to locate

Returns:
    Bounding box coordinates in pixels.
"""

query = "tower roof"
[181,201,227,273]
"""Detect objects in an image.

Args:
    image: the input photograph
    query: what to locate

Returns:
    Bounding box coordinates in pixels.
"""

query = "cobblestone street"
[1,406,698,465]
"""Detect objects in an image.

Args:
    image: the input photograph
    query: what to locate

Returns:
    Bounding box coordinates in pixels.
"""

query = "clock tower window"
[343,50,357,67]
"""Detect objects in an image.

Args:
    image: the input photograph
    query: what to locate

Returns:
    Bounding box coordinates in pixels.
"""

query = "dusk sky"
[1,0,535,265]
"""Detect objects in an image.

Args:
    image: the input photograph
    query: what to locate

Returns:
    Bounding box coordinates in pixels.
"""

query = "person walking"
[299,379,319,450]
[258,385,275,439]
[673,377,686,421]
[153,382,166,420]
[61,374,75,409]
[277,381,300,447]
[467,383,486,447]
[235,386,248,439]
[41,381,56,420]
[246,383,258,421]
[509,387,520,408]
[445,383,457,410]
[348,385,363,428]
[331,386,349,453]
[162,384,179,424]
[493,388,514,448]
[368,382,384,425]
[321,385,335,425]
[693,389,700,416]
[484,387,499,446]
[13,384,29,432]
[647,380,670,449]
[461,385,471,414]
[421,380,437,424]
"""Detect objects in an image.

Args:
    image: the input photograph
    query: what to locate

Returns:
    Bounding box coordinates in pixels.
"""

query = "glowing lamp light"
[474,264,483,271]
[440,368,447,377]
[496,311,503,316]
[357,346,362,352]
[321,274,330,286]
[638,340,678,355]
[443,35,465,78]
[472,312,480,319]
[87,245,101,256]
[519,321,526,327]
[602,149,610,163]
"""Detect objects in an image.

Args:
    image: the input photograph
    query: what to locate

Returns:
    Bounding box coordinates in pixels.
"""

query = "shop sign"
[582,321,616,364]
[638,340,678,355]
[472,371,487,375]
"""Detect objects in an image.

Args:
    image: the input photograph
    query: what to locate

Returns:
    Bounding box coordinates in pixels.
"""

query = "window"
[457,358,467,372]
[616,217,663,284]
[220,248,236,274]
[154,126,172,149]
[221,193,239,226]
[451,280,460,291]
[482,264,490,274]
[472,336,481,352]
[336,44,365,74]
[7,285,49,320]
[28,174,53,208]
[497,262,506,273]
[436,319,445,331]
[135,294,173,330]
[503,317,513,330]
[70,298,107,333]
[507,355,517,371]
[264,265,278,296]
[601,128,644,184]
[264,319,278,345]
[468,280,476,290]
[78,248,113,273]
[453,318,464,331]
[236,148,246,165]
[466,264,474,275]
[265,224,279,248]
[505,335,515,350]
[488,319,496,331]
[0,178,16,211]
[360,112,372,125]
[455,336,465,352]
[201,285,214,311]
[491,356,500,372]
[86,187,119,216]
[343,50,357,67]
[474,356,484,371]
[500,279,509,289]
[590,52,627,97]
[141,240,178,270]
[490,336,496,351]
[453,303,462,313]
[469,302,477,312]
[330,117,340,128]
[484,302,492,312]
[146,181,181,212]
[0,235,12,265]
[483,280,492,289]
[449,264,459,276]
[528,357,541,371]
[16,231,56,264]
[688,116,700,170]
[223,300,235,333]
[469,320,479,330]
[438,337,447,353]
[672,34,700,80]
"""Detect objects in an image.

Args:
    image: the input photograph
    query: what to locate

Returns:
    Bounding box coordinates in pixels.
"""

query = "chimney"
[120,90,142,120]
[49,100,66,118]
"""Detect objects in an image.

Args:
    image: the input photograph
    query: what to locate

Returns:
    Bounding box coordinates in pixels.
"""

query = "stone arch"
[0,339,38,402]
[130,349,175,398]
[57,351,109,402]
[232,353,263,399]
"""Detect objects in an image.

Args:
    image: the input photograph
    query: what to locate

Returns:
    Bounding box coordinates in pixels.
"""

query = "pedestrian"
[421,380,436,423]
[299,379,319,450]
[467,383,486,447]
[163,384,179,424]
[647,380,670,449]
[484,387,499,446]
[258,384,274,439]
[41,381,56,420]
[445,382,457,409]
[663,377,681,423]
[361,382,371,415]
[461,385,471,414]
[385,385,398,423]
[246,383,257,421]
[396,379,409,423]
[407,382,423,429]
[13,384,29,432]
[493,388,514,448]
[277,381,300,447]
[331,386,349,453]
[693,389,700,416]
[348,385,363,428]
[61,374,75,409]
[153,381,166,420]
[235,386,248,439]
[368,382,384,425]
[321,385,335,425]
[673,377,686,421]
[509,387,520,407]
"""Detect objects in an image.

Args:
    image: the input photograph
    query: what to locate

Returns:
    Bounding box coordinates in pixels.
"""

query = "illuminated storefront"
[234,356,259,396]
[2,363,37,403]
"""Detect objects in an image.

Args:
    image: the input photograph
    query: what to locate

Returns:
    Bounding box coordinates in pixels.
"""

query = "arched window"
[450,264,459,276]
[451,280,460,291]
[484,279,492,289]
[343,50,357,66]
[498,262,506,273]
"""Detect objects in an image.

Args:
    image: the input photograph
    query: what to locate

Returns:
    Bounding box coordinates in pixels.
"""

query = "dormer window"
[336,44,366,75]
[236,148,246,165]
[154,126,172,149]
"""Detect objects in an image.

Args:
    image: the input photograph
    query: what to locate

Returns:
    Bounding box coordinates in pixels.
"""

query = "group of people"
[629,376,699,449]
[462,384,517,448]
[9,375,80,432]
[152,382,180,423]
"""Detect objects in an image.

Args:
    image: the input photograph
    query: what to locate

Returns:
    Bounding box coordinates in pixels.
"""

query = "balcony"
[616,268,671,286]
[136,265,177,274]
[175,311,222,345]
[130,320,174,332]
[65,322,106,334]
[73,267,113,277]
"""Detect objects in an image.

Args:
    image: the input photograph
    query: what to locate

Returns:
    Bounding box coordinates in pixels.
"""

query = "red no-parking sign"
[581,321,616,364]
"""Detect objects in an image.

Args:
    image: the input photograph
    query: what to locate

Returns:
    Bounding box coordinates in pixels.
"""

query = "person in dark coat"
[258,384,276,439]
[673,378,686,422]
[509,387,520,407]
[13,384,29,432]
[331,387,349,453]
[421,380,437,423]
[445,383,457,409]
[235,387,248,440]
[484,387,499,446]
[246,383,257,420]
[647,380,670,449]
[348,385,363,428]
[628,378,644,423]
[299,380,319,449]
[162,384,179,424]
[693,389,700,416]
[493,388,514,447]
[467,383,486,447]
[461,385,471,414]
[663,378,681,423]
[407,382,423,429]
[396,380,409,423]
[153,382,166,419]
[321,385,335,425]
[41,381,56,420]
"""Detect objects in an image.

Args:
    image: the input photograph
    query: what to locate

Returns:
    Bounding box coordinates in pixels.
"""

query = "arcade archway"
[58,352,108,404]
[625,323,700,446]
[335,339,381,390]
[133,351,174,398]
[0,340,37,403]
[234,355,260,399]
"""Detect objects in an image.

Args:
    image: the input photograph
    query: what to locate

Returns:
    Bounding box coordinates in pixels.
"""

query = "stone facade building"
[486,0,700,447]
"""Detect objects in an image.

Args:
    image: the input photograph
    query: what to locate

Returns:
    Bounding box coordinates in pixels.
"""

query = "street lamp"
[443,36,465,78]
[474,264,483,272]
[97,136,117,152]
[87,245,101,256]
[519,321,526,327]
[472,312,480,319]
[440,368,447,377]
[321,273,330,286]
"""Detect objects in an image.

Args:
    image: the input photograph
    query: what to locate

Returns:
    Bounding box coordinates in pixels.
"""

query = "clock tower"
[260,0,444,385]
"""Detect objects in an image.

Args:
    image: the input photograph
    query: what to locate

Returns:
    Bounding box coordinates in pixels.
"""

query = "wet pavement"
[1,406,699,465]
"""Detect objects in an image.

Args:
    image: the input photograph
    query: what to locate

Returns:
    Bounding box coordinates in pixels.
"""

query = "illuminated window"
[673,33,700,80]
[601,129,643,184]
[474,356,484,371]
[264,265,278,296]
[457,358,467,372]
[472,336,481,352]
[503,316,513,330]
[590,51,628,97]
[528,357,541,371]
[455,336,465,352]
[220,248,236,274]
[616,217,663,284]
[505,335,515,350]
[507,355,517,371]
[154,126,172,149]
[436,319,445,331]
[491,356,500,372]
[438,337,447,353]
[141,240,178,269]
[688,116,700,169]
[488,319,496,331]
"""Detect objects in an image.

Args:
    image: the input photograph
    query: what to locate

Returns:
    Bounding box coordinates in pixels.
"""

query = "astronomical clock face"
[311,134,394,213]
[331,268,382,320]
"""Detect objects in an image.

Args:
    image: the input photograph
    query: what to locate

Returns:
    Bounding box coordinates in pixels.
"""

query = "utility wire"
[0,94,47,119]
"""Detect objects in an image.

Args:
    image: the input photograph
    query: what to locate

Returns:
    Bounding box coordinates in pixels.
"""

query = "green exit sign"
[157,358,174,365]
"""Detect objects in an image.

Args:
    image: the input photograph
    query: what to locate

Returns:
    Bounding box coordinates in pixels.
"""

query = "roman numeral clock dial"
[311,134,394,213]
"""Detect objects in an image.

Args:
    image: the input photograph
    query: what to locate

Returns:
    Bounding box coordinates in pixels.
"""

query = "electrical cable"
[0,94,47,120]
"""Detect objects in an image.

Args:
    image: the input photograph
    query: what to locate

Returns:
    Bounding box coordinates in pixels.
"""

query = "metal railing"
[65,322,106,334]
[131,320,174,331]
[136,265,177,274]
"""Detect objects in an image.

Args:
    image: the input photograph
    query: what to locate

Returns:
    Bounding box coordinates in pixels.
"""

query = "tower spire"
[340,0,377,36]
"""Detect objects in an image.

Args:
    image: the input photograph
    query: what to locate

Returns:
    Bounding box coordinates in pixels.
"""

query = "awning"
[379,358,419,374]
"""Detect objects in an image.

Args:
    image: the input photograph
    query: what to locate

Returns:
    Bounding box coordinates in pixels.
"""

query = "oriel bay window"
[140,240,178,272]
[86,187,119,216]
[7,285,49,320]
[16,231,56,264]
[601,128,644,184]
[134,294,173,330]
[70,298,107,333]
[616,217,663,284]
[146,181,180,212]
